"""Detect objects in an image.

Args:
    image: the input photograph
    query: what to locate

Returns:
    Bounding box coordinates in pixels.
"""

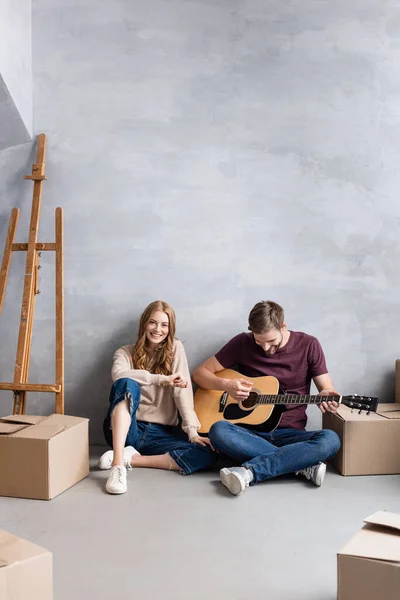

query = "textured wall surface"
[1,1,399,442]
[0,0,32,148]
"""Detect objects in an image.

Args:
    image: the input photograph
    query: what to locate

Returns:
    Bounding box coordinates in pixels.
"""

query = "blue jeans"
[209,421,341,485]
[103,378,216,475]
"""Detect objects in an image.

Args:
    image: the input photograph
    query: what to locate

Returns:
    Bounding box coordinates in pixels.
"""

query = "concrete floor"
[1,448,399,600]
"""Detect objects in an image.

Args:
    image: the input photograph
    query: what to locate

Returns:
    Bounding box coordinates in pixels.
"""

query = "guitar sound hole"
[241,392,258,409]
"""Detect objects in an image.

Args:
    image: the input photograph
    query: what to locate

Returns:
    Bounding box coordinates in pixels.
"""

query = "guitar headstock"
[341,394,379,415]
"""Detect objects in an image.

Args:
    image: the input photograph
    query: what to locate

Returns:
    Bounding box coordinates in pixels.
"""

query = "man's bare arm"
[313,373,340,414]
[192,356,253,401]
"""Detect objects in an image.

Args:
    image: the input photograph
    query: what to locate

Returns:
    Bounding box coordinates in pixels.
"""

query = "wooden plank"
[12,243,56,252]
[0,383,61,393]
[13,133,46,414]
[0,208,19,317]
[55,208,64,414]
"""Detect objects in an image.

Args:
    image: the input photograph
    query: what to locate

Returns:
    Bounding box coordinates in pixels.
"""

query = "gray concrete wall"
[0,0,32,148]
[0,1,399,442]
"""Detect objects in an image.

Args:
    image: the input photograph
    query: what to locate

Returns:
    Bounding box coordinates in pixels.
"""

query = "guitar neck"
[257,394,342,405]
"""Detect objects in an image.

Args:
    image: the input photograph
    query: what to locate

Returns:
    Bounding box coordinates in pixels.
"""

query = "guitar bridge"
[219,392,228,413]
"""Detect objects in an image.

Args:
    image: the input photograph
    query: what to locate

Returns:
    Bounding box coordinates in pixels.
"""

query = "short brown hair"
[248,301,285,334]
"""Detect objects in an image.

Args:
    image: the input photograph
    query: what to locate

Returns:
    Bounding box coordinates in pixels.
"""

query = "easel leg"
[0,208,19,317]
[13,391,23,415]
[55,208,64,414]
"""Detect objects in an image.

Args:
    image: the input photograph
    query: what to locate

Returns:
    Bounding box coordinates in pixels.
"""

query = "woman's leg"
[111,400,134,466]
[130,453,180,470]
[131,423,216,475]
[102,377,141,466]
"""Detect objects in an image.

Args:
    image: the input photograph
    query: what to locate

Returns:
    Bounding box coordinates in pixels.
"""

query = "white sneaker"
[296,462,326,487]
[220,467,253,496]
[105,465,128,494]
[98,446,140,470]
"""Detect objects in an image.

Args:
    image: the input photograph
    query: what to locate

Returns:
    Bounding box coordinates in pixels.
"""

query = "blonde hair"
[248,301,284,334]
[131,300,176,375]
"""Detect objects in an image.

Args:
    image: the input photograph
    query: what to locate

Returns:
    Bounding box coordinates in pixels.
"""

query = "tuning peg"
[367,410,370,416]
[358,408,362,415]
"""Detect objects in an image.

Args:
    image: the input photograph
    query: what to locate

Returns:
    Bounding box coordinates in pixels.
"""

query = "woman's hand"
[317,389,340,414]
[166,372,188,388]
[190,435,214,450]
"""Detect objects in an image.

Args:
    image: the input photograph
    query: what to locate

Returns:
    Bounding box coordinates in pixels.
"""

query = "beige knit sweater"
[111,339,200,440]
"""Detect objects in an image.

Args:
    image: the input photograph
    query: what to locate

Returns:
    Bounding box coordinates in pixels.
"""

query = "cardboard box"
[396,359,400,403]
[338,511,400,600]
[0,529,52,599]
[322,403,400,475]
[0,413,89,500]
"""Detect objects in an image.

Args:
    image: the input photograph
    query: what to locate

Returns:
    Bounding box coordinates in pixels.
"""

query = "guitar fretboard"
[255,394,342,405]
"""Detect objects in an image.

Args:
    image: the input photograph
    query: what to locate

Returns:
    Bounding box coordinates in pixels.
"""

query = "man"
[192,300,341,496]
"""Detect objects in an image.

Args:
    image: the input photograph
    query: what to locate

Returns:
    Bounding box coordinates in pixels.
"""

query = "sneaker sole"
[105,486,127,495]
[220,468,245,496]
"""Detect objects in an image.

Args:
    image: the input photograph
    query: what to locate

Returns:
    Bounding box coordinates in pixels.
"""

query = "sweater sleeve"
[111,346,170,386]
[172,340,200,440]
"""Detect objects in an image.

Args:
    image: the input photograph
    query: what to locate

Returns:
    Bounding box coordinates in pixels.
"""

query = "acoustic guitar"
[194,369,379,434]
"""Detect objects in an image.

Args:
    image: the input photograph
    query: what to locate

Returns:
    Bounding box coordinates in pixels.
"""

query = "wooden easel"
[0,133,64,415]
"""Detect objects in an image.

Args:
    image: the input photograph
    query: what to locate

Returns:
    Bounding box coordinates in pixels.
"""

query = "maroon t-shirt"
[215,331,328,430]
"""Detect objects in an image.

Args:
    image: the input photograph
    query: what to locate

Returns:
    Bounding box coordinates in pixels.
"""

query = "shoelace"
[111,466,125,484]
[302,467,313,479]
[296,466,313,478]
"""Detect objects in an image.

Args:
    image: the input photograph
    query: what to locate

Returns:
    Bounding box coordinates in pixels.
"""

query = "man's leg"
[209,421,340,495]
[209,421,279,495]
[209,420,278,462]
[243,428,341,484]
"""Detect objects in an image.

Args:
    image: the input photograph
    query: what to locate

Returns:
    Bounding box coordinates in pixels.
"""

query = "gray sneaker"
[296,462,326,487]
[220,467,253,496]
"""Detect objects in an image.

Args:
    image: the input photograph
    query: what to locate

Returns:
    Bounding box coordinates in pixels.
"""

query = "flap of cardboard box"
[0,414,87,440]
[0,559,9,568]
[376,403,400,419]
[0,415,65,440]
[0,422,30,435]
[340,512,400,563]
[364,511,400,532]
[12,420,66,440]
[0,415,45,426]
[0,415,45,435]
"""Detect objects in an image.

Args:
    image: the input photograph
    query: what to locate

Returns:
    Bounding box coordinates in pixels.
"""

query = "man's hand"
[317,389,340,414]
[226,378,253,401]
[165,372,188,388]
[190,436,214,450]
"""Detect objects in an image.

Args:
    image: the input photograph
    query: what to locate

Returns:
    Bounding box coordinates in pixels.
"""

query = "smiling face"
[253,325,289,355]
[145,310,170,348]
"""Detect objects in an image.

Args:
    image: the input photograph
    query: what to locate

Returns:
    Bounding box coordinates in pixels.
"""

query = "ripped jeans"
[102,377,216,475]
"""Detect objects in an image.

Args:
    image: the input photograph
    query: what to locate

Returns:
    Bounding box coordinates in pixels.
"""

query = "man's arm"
[313,373,339,413]
[192,356,253,401]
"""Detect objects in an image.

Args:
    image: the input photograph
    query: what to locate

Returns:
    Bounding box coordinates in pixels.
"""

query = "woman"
[99,300,215,494]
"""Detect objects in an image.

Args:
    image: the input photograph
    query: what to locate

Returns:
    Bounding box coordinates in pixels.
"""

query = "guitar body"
[195,369,282,434]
